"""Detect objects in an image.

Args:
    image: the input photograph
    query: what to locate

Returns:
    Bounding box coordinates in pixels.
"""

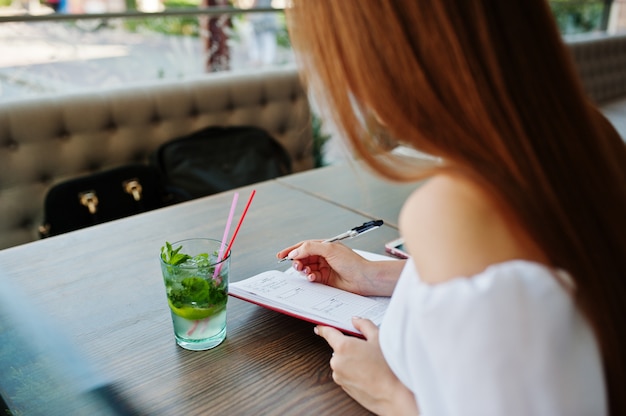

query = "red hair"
[288,1,626,413]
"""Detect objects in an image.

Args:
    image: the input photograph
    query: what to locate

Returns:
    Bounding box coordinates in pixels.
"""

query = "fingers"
[303,269,322,282]
[275,241,306,260]
[285,240,333,261]
[277,241,324,260]
[351,317,379,340]
[291,264,320,282]
[315,319,378,345]
[316,324,368,389]
[277,240,332,282]
[314,325,346,350]
[293,260,325,282]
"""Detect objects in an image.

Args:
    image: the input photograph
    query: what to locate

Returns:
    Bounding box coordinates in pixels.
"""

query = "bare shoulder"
[399,174,543,284]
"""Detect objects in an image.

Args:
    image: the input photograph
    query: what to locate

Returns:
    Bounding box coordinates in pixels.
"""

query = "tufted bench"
[567,32,626,138]
[0,66,313,250]
[2,34,626,251]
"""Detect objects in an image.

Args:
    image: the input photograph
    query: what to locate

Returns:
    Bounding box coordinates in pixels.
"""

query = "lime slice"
[168,299,223,320]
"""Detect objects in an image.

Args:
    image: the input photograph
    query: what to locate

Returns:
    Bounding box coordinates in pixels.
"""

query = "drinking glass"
[159,238,230,351]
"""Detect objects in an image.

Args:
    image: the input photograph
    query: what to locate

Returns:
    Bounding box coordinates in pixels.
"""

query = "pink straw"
[188,191,243,335]
[213,192,239,277]
[223,189,256,259]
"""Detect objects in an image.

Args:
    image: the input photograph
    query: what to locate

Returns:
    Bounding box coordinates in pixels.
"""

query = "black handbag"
[39,164,169,238]
[150,125,292,200]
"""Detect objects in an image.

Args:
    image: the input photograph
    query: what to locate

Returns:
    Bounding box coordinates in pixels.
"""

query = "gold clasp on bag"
[38,223,51,237]
[123,179,143,202]
[79,191,99,214]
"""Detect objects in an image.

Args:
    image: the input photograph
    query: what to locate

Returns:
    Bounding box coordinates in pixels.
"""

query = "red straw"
[223,189,256,258]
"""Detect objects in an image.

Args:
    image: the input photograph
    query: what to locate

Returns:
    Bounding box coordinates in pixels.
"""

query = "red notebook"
[228,250,396,337]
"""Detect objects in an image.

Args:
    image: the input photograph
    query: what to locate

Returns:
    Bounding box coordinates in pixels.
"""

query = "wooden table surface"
[0,163,418,416]
[276,161,423,229]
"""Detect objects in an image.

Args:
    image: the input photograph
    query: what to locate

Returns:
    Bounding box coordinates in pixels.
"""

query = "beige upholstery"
[568,33,626,140]
[0,66,313,249]
[2,35,626,251]
[568,33,626,104]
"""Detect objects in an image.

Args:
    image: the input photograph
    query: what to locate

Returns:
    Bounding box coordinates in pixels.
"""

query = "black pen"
[278,220,384,263]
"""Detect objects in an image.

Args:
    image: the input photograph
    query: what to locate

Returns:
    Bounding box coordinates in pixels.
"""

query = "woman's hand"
[315,318,419,416]
[277,240,402,296]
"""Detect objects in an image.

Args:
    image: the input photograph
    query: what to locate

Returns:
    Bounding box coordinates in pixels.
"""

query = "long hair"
[287,1,626,413]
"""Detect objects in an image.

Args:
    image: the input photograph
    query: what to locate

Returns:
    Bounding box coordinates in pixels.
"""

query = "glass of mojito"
[159,238,230,351]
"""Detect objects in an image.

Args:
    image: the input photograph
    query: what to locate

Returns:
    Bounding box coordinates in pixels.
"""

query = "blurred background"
[0,0,625,103]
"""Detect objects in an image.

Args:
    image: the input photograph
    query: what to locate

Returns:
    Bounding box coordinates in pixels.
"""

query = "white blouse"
[379,260,606,416]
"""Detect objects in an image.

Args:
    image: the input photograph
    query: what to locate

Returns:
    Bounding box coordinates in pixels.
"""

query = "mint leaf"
[161,241,192,265]
[161,243,228,310]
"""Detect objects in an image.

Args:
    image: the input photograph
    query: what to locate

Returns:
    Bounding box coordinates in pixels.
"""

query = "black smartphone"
[384,237,409,259]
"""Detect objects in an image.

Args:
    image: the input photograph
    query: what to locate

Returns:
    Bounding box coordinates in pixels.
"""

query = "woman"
[277,1,626,415]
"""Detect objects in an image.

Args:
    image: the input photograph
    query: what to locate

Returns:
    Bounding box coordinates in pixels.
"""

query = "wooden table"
[277,161,423,228]
[0,163,418,416]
